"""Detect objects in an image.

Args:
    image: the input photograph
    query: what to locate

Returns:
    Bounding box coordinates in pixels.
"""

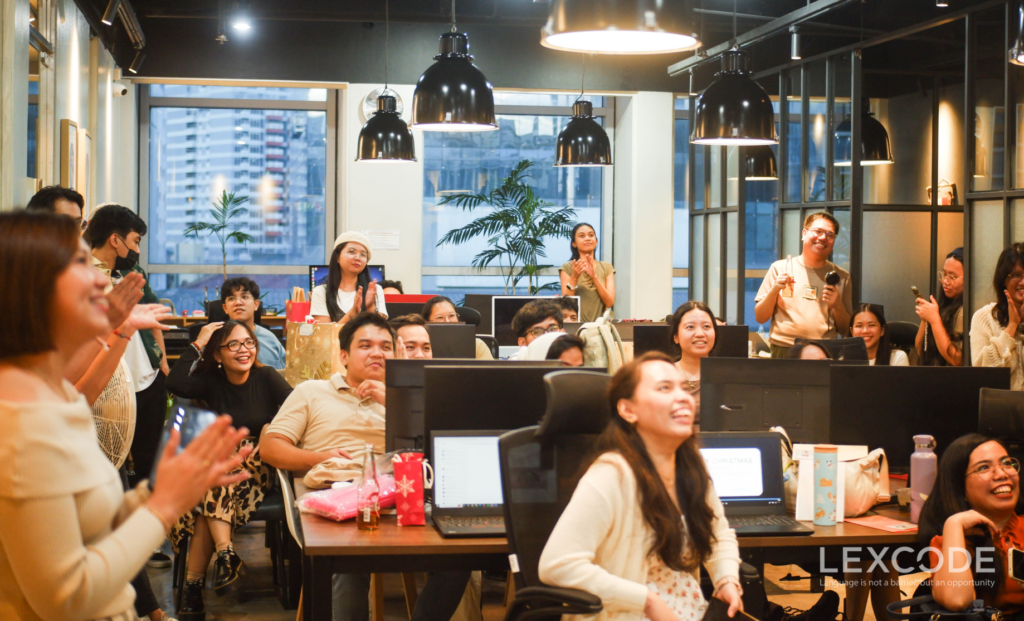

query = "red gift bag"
[393,453,429,526]
[286,300,312,323]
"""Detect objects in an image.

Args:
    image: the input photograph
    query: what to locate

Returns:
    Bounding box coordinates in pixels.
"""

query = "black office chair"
[498,370,609,621]
[887,321,919,354]
[978,388,1024,460]
[478,334,499,359]
[795,336,868,361]
[456,305,481,326]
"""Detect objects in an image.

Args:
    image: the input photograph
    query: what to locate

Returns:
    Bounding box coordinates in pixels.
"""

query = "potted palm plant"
[183,190,255,281]
[436,160,576,295]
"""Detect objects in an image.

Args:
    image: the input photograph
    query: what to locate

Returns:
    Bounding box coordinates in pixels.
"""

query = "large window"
[421,94,609,297]
[673,97,690,310]
[141,84,335,312]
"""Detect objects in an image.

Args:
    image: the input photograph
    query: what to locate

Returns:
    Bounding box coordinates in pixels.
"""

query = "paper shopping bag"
[393,453,427,526]
[284,321,342,388]
[285,300,312,323]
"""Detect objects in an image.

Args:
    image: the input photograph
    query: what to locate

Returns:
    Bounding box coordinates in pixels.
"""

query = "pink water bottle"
[910,435,937,524]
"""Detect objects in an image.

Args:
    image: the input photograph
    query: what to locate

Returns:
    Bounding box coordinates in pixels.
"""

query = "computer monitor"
[463,294,494,336]
[424,324,477,358]
[422,364,606,460]
[831,366,1011,469]
[309,264,385,293]
[385,359,560,451]
[632,324,749,358]
[699,358,865,444]
[491,296,580,347]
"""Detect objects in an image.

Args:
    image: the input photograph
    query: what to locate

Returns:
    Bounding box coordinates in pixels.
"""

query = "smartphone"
[149,401,218,487]
[1010,547,1024,583]
[911,286,923,299]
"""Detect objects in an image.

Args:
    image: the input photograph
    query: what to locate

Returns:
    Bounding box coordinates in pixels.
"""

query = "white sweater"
[970,303,1024,390]
[538,452,740,621]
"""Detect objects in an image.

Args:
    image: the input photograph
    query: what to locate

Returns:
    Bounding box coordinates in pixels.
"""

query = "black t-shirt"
[166,348,293,435]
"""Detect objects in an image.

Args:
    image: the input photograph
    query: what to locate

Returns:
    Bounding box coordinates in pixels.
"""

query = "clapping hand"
[105,272,145,328]
[125,303,174,332]
[342,287,365,323]
[1006,290,1023,336]
[364,280,378,313]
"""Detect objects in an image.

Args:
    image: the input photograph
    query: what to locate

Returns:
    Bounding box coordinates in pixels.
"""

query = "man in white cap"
[311,231,389,323]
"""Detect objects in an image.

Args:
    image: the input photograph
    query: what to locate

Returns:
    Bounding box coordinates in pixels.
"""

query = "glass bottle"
[357,443,380,530]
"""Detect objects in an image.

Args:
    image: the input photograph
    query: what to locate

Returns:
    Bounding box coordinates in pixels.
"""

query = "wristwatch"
[566,283,577,291]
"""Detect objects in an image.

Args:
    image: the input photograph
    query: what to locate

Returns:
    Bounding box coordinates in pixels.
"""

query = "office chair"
[456,305,481,326]
[478,335,499,359]
[886,321,918,354]
[979,388,1024,462]
[498,370,608,621]
[795,336,868,361]
[277,468,305,613]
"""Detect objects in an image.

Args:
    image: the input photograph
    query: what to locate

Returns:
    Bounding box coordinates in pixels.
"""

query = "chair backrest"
[795,336,868,360]
[477,335,499,359]
[886,321,919,352]
[276,468,303,550]
[499,371,612,589]
[978,387,1024,445]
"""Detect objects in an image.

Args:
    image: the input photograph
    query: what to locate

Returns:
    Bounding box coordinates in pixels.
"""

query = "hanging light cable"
[412,0,497,131]
[541,0,700,55]
[555,54,612,167]
[357,0,416,162]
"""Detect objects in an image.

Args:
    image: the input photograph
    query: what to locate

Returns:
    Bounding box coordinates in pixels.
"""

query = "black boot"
[177,578,205,621]
[212,547,245,595]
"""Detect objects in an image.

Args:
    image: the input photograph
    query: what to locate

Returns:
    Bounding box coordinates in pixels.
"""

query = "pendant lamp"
[834,98,894,166]
[412,32,497,131]
[744,146,777,180]
[357,0,415,162]
[541,0,699,54]
[690,50,777,145]
[1010,4,1024,65]
[556,101,612,167]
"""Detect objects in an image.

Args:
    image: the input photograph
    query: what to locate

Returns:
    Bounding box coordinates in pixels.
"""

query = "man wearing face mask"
[84,205,170,499]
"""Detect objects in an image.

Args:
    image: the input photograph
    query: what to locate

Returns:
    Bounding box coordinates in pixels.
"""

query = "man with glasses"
[507,299,565,360]
[755,212,853,358]
[215,276,286,369]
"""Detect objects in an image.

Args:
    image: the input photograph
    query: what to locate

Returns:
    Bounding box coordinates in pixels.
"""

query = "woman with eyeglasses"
[166,319,293,617]
[971,244,1024,389]
[915,248,964,366]
[919,434,1024,613]
[311,232,388,324]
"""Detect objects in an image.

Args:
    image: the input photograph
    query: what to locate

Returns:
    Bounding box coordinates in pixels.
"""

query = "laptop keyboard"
[728,515,802,527]
[434,516,505,529]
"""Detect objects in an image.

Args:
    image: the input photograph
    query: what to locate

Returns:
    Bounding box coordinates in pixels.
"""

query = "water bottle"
[813,445,839,526]
[357,444,380,531]
[910,435,937,524]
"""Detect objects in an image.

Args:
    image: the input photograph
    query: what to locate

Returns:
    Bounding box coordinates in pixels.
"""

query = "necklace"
[677,364,700,391]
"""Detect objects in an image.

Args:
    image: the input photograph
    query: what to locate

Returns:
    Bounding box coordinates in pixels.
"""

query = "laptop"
[430,430,507,538]
[699,432,814,536]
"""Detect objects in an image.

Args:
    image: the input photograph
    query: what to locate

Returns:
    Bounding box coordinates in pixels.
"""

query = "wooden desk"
[295,480,917,621]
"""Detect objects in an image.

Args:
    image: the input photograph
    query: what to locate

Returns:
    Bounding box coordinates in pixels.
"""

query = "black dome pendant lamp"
[556,55,612,167]
[1010,3,1024,66]
[691,49,777,145]
[744,146,777,180]
[541,0,700,55]
[412,0,497,132]
[834,98,894,166]
[356,0,416,162]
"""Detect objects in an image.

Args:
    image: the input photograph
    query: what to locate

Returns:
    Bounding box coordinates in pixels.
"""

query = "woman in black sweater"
[166,320,292,617]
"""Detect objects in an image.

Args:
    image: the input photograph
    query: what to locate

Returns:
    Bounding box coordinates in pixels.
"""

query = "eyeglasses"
[226,294,255,303]
[526,325,565,338]
[343,248,369,261]
[938,271,962,283]
[1008,271,1024,282]
[806,228,838,241]
[967,456,1020,480]
[220,338,257,352]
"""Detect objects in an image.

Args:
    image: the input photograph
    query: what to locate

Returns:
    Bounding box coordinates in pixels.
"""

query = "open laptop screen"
[432,432,504,510]
[698,432,785,511]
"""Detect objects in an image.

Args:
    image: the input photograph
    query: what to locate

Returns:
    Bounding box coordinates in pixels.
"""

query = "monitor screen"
[491,295,579,346]
[432,434,504,509]
[309,265,385,294]
[699,432,785,511]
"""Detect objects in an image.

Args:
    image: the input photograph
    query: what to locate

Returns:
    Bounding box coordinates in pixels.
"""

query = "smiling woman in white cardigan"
[539,351,742,621]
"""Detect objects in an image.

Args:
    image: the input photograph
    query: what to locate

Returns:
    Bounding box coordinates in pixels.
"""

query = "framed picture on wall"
[60,119,78,189]
[78,128,91,211]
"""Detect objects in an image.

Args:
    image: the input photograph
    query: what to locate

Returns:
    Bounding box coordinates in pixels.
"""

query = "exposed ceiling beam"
[668,0,859,76]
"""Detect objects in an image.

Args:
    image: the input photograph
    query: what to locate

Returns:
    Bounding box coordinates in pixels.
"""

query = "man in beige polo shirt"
[754,212,853,358]
[260,312,471,621]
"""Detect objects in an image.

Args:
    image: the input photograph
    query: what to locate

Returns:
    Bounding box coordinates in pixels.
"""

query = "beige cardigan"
[0,383,166,621]
[538,452,740,621]
[970,303,1024,390]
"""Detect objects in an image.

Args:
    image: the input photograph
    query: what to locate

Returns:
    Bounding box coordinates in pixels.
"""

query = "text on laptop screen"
[433,436,504,509]
[699,448,765,498]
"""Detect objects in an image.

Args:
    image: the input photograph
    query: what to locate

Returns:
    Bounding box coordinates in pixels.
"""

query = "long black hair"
[325,242,372,323]
[850,303,893,366]
[990,244,1024,329]
[596,352,717,571]
[569,222,596,262]
[922,248,964,366]
[669,301,718,360]
[919,434,1024,601]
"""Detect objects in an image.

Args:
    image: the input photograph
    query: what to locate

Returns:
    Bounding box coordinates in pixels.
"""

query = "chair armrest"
[504,586,603,621]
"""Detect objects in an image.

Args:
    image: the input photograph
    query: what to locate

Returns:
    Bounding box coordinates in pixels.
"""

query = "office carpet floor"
[147,523,929,621]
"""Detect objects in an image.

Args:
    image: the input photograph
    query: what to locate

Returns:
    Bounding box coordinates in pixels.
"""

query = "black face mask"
[114,237,140,272]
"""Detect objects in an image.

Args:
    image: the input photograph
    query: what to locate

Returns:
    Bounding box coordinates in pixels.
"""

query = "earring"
[218,363,222,369]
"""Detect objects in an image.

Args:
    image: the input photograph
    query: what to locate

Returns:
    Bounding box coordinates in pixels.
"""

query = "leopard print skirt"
[169,438,270,553]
